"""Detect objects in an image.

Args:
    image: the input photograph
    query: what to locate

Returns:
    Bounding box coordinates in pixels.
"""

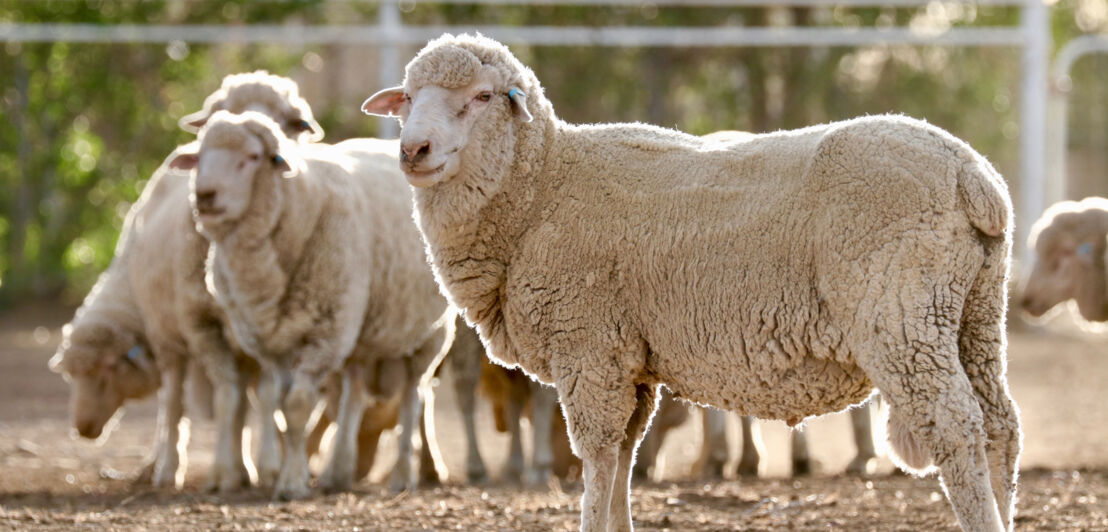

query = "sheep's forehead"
[200,121,268,154]
[404,37,519,92]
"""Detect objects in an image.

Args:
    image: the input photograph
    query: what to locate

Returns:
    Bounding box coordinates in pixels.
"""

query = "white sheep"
[168,110,455,499]
[363,34,1021,532]
[1021,197,1108,321]
[49,72,326,491]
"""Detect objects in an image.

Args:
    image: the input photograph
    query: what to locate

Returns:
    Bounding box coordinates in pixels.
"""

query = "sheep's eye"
[476,92,492,102]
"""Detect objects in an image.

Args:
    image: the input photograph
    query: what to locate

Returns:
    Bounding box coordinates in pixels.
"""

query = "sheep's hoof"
[319,467,355,494]
[388,474,414,494]
[736,458,759,478]
[466,466,489,484]
[256,467,280,490]
[132,461,156,485]
[845,456,876,476]
[631,464,651,483]
[792,458,812,477]
[151,463,178,489]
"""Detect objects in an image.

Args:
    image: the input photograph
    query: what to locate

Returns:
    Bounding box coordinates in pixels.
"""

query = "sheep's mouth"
[404,163,446,188]
[196,206,226,218]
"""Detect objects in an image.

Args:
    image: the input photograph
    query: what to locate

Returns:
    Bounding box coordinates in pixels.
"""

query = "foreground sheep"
[170,111,454,499]
[49,72,327,491]
[1021,197,1108,321]
[363,34,1021,531]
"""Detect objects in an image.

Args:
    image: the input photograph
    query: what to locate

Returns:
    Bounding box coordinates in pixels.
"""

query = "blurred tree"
[0,0,1102,306]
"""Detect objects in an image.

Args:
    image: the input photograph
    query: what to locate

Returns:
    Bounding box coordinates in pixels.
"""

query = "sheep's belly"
[657,355,873,422]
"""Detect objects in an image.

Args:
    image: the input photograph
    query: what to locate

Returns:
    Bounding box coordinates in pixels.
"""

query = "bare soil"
[1,303,1106,531]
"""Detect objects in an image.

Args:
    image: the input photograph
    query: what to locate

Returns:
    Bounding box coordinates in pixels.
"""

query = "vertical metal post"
[1019,0,1049,268]
[378,0,402,139]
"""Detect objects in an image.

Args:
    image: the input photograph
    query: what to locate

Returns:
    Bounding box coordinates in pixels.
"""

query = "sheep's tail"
[954,144,1011,238]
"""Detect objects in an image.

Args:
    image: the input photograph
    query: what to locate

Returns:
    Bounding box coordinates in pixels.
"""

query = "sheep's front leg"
[527,380,556,485]
[319,365,367,492]
[274,370,321,500]
[737,415,761,477]
[254,366,285,490]
[608,384,657,532]
[559,374,640,532]
[152,363,186,488]
[791,426,812,476]
[697,409,729,478]
[207,370,248,492]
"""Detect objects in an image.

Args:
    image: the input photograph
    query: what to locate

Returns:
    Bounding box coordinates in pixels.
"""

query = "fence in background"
[0,0,1052,265]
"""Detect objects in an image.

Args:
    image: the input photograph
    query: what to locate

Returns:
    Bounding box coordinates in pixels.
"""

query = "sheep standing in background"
[170,111,454,499]
[363,34,1020,532]
[49,72,328,492]
[1021,197,1108,321]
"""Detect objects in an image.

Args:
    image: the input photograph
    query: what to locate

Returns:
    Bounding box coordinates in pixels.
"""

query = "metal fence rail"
[0,0,1050,265]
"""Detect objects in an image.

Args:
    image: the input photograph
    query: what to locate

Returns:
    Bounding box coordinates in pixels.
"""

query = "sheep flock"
[43,34,1038,532]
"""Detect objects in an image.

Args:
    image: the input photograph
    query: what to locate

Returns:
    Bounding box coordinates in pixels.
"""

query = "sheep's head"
[49,320,159,439]
[169,111,299,241]
[180,70,324,143]
[1021,198,1108,321]
[362,34,540,189]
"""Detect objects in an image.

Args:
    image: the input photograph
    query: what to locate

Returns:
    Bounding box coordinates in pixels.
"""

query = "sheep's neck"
[212,172,323,355]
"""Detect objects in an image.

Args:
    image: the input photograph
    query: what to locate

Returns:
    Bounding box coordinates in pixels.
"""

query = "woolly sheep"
[49,72,329,491]
[180,70,324,143]
[169,111,455,499]
[1021,197,1108,321]
[363,34,1021,532]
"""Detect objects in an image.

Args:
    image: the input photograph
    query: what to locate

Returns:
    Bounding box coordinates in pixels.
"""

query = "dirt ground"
[1,303,1107,531]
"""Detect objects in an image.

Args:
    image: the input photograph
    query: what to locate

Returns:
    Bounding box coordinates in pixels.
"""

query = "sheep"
[168,110,455,499]
[362,34,1021,532]
[1021,197,1108,321]
[179,70,324,143]
[49,72,328,491]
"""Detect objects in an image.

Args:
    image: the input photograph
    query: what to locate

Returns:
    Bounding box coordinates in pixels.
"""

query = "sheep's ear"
[167,142,200,171]
[178,109,211,133]
[292,118,325,142]
[362,86,406,117]
[271,153,300,179]
[507,87,533,123]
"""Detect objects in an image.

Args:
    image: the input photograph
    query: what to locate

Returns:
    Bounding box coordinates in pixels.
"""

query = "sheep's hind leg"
[858,311,1003,532]
[527,380,557,486]
[607,384,658,532]
[736,415,760,477]
[389,378,422,492]
[958,246,1022,531]
[845,400,878,476]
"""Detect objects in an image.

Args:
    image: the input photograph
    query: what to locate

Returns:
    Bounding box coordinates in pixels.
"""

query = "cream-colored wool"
[1021,197,1108,321]
[369,34,1023,532]
[180,70,324,142]
[50,75,326,492]
[185,111,454,498]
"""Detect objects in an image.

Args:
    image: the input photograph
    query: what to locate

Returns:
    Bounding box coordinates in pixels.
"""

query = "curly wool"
[398,34,1022,532]
[181,71,323,142]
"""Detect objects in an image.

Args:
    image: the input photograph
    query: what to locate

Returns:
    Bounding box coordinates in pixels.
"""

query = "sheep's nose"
[401,141,431,165]
[195,190,217,212]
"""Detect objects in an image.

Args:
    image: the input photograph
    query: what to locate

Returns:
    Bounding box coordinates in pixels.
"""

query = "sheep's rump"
[508,115,1009,421]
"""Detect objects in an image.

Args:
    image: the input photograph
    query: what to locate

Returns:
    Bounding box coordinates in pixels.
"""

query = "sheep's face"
[49,323,159,439]
[364,67,531,189]
[1021,234,1108,321]
[190,134,267,231]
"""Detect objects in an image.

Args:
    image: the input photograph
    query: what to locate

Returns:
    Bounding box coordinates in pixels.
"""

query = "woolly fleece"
[390,34,1022,532]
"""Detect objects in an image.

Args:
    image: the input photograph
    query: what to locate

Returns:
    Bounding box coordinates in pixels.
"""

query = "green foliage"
[0,0,1101,306]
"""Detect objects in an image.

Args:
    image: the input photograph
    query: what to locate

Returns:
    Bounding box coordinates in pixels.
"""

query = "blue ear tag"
[509,88,522,99]
[126,345,145,362]
[1078,242,1094,259]
[273,154,285,166]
